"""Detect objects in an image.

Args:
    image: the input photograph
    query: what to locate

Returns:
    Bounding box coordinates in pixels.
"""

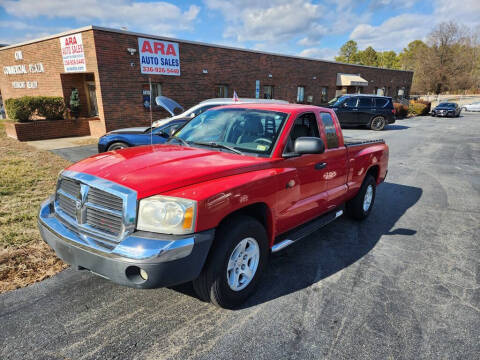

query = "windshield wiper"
[167,136,189,147]
[191,141,243,155]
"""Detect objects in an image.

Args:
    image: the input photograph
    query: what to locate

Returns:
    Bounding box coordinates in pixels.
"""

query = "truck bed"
[344,138,385,147]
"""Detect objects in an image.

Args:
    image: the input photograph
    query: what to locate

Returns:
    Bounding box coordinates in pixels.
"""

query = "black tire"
[346,175,376,221]
[369,116,386,131]
[192,215,269,309]
[107,142,129,151]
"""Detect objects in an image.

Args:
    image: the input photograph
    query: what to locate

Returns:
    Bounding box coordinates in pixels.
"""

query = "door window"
[343,97,357,108]
[357,97,373,108]
[284,112,320,153]
[320,113,339,149]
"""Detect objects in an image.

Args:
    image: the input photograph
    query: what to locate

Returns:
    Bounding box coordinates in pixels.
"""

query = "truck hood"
[67,145,273,199]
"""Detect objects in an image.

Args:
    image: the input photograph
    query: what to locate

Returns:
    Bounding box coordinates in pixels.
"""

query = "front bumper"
[38,196,214,288]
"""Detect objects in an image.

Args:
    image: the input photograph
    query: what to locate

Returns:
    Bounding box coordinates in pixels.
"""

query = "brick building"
[0,25,413,138]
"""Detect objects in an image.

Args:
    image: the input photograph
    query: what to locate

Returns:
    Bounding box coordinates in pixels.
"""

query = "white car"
[461,102,480,112]
[152,97,288,127]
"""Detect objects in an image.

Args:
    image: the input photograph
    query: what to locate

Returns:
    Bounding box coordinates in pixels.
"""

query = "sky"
[0,0,479,60]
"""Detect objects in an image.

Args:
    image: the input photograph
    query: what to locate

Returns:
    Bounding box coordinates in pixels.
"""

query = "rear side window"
[320,113,339,149]
[358,97,373,108]
[375,98,391,108]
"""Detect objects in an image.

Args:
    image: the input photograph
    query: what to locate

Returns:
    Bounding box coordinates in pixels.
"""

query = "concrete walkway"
[26,136,97,151]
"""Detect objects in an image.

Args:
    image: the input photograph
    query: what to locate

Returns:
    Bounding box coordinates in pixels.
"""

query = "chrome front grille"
[56,192,76,219]
[87,187,123,212]
[54,171,137,247]
[86,206,123,236]
[59,178,80,196]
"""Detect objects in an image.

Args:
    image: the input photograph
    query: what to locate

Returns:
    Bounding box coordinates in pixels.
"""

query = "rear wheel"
[346,175,376,220]
[369,116,386,131]
[192,215,269,309]
[107,142,129,151]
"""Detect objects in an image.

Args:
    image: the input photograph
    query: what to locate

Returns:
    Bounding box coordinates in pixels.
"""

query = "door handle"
[315,162,327,170]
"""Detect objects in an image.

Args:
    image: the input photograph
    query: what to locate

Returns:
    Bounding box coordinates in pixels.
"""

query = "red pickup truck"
[39,104,388,308]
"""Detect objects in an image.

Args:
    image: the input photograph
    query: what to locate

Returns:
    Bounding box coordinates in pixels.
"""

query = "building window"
[297,86,305,102]
[263,85,274,99]
[320,87,328,103]
[151,82,162,101]
[215,85,228,98]
[143,82,162,109]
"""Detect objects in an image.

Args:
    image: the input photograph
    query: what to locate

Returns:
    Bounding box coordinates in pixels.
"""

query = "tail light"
[392,109,396,114]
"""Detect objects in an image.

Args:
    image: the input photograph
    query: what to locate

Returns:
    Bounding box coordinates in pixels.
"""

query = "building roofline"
[0,25,414,74]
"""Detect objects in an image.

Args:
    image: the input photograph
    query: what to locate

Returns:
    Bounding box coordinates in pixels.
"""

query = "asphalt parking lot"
[1,113,479,360]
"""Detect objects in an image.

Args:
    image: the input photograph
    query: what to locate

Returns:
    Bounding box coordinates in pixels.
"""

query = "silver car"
[152,97,288,127]
[461,102,480,112]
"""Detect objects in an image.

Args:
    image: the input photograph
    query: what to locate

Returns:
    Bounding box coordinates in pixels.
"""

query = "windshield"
[438,103,455,108]
[328,97,339,105]
[174,108,288,155]
[330,96,350,107]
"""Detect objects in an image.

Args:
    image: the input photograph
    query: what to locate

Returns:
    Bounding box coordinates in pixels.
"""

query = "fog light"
[139,268,148,280]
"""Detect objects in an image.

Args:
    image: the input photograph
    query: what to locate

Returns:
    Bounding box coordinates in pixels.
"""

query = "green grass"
[0,121,71,292]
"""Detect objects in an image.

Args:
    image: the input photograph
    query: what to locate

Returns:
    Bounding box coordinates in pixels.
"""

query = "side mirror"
[157,131,170,138]
[294,137,325,155]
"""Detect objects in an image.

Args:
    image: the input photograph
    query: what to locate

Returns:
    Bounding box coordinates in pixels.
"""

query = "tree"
[378,51,400,69]
[398,40,429,71]
[335,40,358,63]
[357,46,378,67]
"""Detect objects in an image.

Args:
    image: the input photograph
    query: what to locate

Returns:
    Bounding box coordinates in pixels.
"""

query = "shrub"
[394,103,408,118]
[4,98,31,122]
[4,96,65,122]
[37,97,65,120]
[409,102,429,116]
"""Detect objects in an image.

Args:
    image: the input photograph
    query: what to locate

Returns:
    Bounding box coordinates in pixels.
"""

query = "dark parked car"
[97,119,186,152]
[329,94,396,130]
[431,102,461,117]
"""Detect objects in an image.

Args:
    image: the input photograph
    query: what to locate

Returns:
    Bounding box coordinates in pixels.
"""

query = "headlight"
[137,195,197,235]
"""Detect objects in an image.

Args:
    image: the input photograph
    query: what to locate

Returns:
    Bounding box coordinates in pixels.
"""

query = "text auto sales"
[138,38,180,75]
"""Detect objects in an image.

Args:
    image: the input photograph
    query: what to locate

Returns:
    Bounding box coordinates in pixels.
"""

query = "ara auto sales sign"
[138,38,180,76]
[60,33,86,72]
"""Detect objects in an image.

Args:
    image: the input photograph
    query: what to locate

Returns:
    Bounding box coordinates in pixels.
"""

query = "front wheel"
[346,175,376,220]
[192,215,269,309]
[107,142,129,151]
[370,116,386,131]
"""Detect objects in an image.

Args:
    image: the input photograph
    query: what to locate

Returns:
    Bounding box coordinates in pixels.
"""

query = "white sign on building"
[138,38,180,76]
[60,33,86,72]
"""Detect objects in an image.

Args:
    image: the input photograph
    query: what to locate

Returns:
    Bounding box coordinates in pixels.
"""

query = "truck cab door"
[318,112,348,208]
[275,112,330,234]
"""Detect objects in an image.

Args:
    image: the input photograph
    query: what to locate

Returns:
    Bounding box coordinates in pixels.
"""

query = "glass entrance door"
[86,81,98,116]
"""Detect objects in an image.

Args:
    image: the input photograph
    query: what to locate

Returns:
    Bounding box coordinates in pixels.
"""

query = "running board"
[271,209,344,253]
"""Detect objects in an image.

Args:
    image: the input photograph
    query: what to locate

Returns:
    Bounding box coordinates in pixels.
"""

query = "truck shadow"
[241,182,422,308]
[171,182,422,308]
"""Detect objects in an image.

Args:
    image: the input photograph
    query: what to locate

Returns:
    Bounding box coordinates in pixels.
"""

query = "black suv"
[329,94,396,130]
